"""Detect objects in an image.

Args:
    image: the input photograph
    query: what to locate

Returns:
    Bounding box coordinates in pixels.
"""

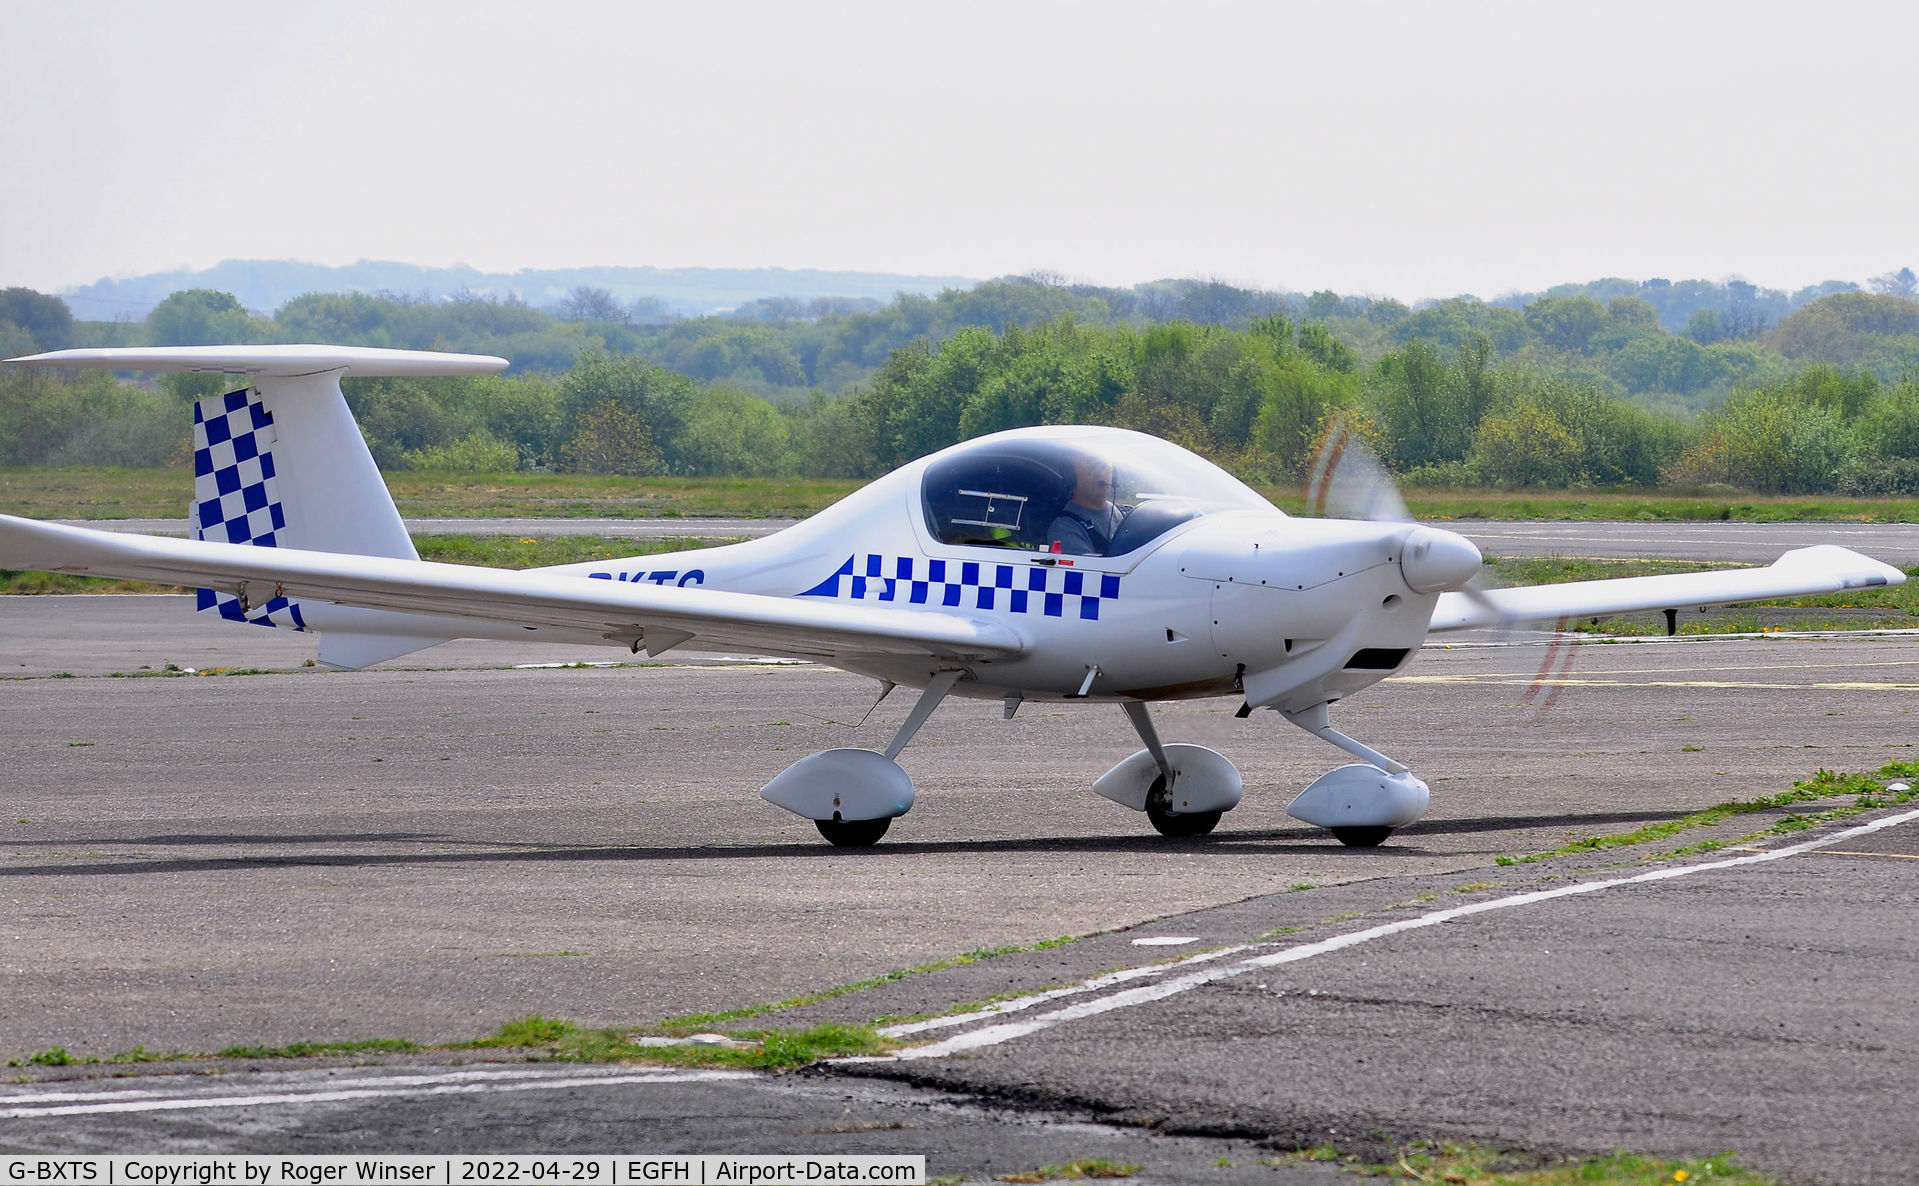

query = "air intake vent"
[1344,647,1410,670]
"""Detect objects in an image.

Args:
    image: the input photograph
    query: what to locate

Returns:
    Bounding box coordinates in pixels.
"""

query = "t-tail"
[9,345,507,667]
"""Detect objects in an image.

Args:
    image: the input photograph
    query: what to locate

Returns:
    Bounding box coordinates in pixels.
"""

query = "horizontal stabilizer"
[1429,545,1906,633]
[6,345,507,377]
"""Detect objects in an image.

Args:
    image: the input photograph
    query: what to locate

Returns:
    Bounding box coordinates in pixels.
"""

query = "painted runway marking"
[878,944,1251,1038]
[0,1066,753,1119]
[1807,849,1919,861]
[1397,675,1919,691]
[886,809,1919,1060]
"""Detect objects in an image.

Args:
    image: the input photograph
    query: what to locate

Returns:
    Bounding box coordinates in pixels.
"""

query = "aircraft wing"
[0,516,1024,664]
[1428,545,1906,633]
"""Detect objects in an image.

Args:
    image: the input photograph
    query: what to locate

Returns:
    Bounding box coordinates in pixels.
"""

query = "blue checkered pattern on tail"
[800,555,1120,620]
[191,389,307,631]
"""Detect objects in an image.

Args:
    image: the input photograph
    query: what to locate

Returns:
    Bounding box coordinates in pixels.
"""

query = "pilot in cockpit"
[1047,453,1130,555]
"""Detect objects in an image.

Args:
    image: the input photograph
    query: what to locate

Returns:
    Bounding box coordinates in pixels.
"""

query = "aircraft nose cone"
[1399,526,1482,593]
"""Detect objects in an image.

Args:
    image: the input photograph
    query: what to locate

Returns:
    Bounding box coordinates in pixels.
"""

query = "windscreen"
[920,428,1275,557]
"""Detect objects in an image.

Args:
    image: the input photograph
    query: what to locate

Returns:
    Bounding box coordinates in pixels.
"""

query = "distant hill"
[59,260,982,321]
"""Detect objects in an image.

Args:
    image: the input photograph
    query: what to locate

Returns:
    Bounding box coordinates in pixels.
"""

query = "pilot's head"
[1068,454,1115,511]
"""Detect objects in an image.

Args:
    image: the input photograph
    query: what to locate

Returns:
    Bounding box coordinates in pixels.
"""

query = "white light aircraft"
[1,346,1905,847]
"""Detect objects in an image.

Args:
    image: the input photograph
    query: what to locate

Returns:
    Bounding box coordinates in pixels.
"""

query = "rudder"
[6,345,508,667]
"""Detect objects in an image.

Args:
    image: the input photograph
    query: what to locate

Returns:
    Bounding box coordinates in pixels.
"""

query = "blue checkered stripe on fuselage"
[190,389,307,631]
[799,555,1121,620]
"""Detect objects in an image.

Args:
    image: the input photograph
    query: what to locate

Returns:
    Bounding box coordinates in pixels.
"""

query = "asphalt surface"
[3,594,1917,1182]
[53,517,1919,567]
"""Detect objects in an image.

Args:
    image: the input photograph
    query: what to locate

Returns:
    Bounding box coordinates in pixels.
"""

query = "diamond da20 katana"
[0,345,1904,846]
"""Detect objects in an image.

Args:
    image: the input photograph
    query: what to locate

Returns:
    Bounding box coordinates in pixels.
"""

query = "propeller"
[1304,422,1488,600]
[1305,421,1409,522]
[1302,421,1574,718]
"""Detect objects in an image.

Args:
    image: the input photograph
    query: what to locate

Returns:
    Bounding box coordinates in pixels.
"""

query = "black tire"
[1331,825,1394,848]
[816,817,891,847]
[1147,804,1222,837]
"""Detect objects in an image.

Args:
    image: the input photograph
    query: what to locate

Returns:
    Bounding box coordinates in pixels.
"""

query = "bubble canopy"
[919,428,1278,557]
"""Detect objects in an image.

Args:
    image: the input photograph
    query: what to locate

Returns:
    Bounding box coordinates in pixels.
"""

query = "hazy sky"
[4,0,1913,302]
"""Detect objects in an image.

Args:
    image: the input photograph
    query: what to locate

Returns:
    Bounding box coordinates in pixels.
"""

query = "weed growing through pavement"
[1267,1140,1786,1185]
[1495,760,1919,865]
[653,935,1079,1031]
[995,1160,1140,1182]
[458,1016,885,1070]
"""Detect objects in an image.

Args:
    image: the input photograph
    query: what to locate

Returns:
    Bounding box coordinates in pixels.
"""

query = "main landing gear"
[759,671,963,847]
[817,817,892,847]
[1093,700,1244,838]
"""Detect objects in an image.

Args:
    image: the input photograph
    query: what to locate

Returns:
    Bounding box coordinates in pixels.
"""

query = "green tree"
[884,326,1001,464]
[559,286,626,323]
[0,288,75,350]
[1684,308,1724,345]
[558,352,697,472]
[676,387,791,475]
[1664,386,1847,492]
[1367,335,1493,470]
[1471,400,1582,487]
[147,289,266,345]
[1298,323,1356,372]
[1774,292,1919,363]
[562,402,661,475]
[1524,296,1608,353]
[1608,335,1722,396]
[1250,356,1357,479]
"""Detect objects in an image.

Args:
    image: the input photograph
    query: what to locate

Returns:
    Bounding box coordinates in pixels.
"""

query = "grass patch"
[0,569,181,595]
[214,1038,424,1059]
[1482,555,1919,633]
[460,1016,887,1070]
[6,1039,414,1067]
[0,467,196,521]
[106,1045,190,1064]
[1274,1141,1783,1184]
[655,935,1079,1032]
[1341,488,1919,524]
[0,534,735,594]
[1496,760,1919,866]
[0,468,861,521]
[996,1160,1140,1182]
[413,534,738,569]
[13,466,1919,524]
[1484,556,1750,585]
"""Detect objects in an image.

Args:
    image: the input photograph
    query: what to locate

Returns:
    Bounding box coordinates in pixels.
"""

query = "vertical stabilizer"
[8,346,508,667]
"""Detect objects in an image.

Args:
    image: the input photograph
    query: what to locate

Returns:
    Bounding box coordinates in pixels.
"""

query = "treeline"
[6,300,1919,495]
[7,267,1919,415]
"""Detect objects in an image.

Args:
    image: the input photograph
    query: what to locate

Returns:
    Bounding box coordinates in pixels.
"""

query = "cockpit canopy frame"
[918,429,1278,559]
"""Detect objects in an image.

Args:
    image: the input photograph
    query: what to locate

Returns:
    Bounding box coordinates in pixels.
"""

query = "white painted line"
[0,1066,605,1105]
[0,1067,754,1119]
[1131,936,1199,946]
[889,808,1919,1060]
[877,944,1251,1038]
